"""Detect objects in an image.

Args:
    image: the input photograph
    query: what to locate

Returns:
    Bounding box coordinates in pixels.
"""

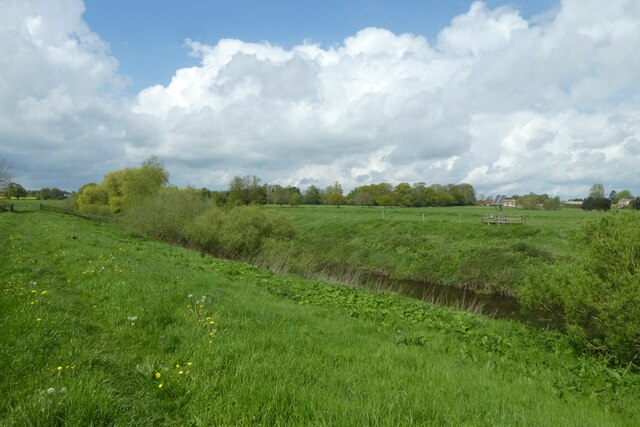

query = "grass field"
[1,209,639,425]
[2,198,68,211]
[258,205,599,295]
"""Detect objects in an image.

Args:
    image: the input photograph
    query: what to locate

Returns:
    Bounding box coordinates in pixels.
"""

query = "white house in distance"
[618,198,631,208]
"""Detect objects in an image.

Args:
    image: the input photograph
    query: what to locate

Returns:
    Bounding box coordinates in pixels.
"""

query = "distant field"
[1,210,638,425]
[2,199,69,211]
[261,205,598,295]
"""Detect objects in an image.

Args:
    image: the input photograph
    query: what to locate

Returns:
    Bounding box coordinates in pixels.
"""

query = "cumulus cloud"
[1,0,640,198]
[0,0,131,188]
[128,0,640,196]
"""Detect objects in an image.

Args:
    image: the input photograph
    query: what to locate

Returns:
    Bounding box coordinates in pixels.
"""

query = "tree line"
[0,183,69,200]
[200,177,478,208]
[578,184,640,211]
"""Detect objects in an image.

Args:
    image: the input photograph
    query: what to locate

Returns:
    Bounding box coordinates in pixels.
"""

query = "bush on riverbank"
[124,187,295,260]
[521,211,640,363]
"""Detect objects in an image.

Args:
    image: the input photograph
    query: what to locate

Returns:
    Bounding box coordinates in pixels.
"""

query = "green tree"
[542,196,561,210]
[303,185,322,205]
[589,183,605,199]
[582,197,611,211]
[449,183,477,206]
[227,176,247,205]
[6,182,27,199]
[376,194,393,207]
[268,185,289,206]
[38,187,66,200]
[516,193,546,210]
[247,176,267,205]
[74,156,169,213]
[73,183,110,213]
[428,184,455,206]
[102,157,169,212]
[325,182,346,207]
[351,190,374,207]
[228,175,267,205]
[394,182,413,207]
[411,182,427,207]
[289,192,302,207]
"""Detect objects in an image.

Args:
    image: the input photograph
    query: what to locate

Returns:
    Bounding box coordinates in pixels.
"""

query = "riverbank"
[1,210,638,425]
[259,205,592,296]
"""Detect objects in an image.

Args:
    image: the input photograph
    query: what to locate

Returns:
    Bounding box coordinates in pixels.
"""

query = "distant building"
[617,198,631,208]
[503,198,516,208]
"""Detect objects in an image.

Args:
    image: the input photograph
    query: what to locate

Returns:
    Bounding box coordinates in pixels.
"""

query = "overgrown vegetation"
[1,211,639,425]
[72,156,168,214]
[521,211,640,363]
[124,187,295,260]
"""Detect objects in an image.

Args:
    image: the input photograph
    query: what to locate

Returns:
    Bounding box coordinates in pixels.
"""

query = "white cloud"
[1,0,640,198]
[0,0,129,188]
[437,1,529,56]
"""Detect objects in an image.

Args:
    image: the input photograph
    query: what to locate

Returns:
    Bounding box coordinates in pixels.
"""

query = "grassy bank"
[259,205,595,294]
[1,210,639,425]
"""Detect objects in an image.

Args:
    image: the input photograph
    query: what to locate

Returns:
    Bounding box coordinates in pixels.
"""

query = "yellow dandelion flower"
[187,362,192,366]
[57,366,63,371]
[40,290,47,295]
[175,364,180,368]
[209,320,215,325]
[36,318,42,321]
[158,383,163,389]
[178,370,184,375]
[154,371,161,379]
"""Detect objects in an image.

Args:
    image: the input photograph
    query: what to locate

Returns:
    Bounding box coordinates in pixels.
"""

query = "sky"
[1,0,639,199]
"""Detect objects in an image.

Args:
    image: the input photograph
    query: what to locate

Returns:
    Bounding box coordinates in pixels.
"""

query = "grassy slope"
[265,205,596,293]
[1,211,638,425]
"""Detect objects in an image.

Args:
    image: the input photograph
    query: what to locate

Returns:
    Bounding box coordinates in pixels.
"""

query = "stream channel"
[369,276,564,330]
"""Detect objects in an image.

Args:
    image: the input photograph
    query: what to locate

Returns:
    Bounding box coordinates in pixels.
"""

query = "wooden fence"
[482,214,525,225]
[39,204,120,222]
[1,203,14,212]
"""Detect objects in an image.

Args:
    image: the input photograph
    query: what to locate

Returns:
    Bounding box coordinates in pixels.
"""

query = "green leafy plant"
[522,211,640,362]
[184,205,295,259]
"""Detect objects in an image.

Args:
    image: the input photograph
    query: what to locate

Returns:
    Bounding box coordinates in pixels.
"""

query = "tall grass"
[1,211,639,424]
[256,205,591,295]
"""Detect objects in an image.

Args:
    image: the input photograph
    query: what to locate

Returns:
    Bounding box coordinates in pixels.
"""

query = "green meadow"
[260,205,594,294]
[1,209,639,425]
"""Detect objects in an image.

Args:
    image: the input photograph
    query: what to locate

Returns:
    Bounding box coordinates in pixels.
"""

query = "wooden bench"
[482,214,525,225]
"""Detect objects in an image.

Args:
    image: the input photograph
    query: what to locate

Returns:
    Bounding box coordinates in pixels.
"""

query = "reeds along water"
[259,253,564,329]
